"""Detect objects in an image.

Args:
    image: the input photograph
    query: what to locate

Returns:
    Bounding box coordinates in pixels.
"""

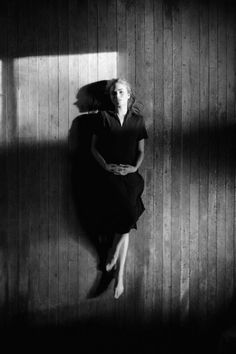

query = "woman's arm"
[134,139,145,170]
[119,139,145,174]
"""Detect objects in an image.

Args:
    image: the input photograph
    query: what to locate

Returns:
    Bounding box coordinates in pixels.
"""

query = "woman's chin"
[114,102,126,108]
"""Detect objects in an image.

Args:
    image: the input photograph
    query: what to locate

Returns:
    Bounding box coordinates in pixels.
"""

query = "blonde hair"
[106,78,137,111]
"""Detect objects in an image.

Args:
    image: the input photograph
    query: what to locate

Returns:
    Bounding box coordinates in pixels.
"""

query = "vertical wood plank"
[135,0,145,105]
[68,0,80,321]
[48,0,59,324]
[125,0,136,325]
[208,0,217,319]
[162,0,172,323]
[117,0,127,78]
[225,2,235,306]
[37,0,50,323]
[189,0,199,319]
[180,0,191,321]
[76,0,89,319]
[153,0,164,324]
[171,1,182,323]
[198,0,209,321]
[107,0,117,78]
[6,0,19,323]
[18,0,30,318]
[27,0,40,322]
[58,0,69,324]
[97,0,111,80]
[142,0,154,322]
[216,1,227,312]
[126,0,136,87]
[88,0,98,83]
[135,0,146,323]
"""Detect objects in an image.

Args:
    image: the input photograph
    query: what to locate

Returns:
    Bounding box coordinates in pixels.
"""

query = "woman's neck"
[116,105,128,117]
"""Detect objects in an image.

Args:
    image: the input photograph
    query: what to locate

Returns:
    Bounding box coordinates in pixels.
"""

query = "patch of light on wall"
[10,52,117,142]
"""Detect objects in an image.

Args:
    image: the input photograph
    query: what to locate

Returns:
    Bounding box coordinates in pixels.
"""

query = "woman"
[91,78,148,299]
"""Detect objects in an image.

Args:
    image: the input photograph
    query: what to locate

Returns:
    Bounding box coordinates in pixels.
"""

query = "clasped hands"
[105,163,137,175]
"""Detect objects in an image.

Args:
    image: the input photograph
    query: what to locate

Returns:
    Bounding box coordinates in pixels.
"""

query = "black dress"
[93,109,148,234]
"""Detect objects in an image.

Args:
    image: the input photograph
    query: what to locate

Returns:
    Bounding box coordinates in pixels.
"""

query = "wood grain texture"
[171,1,181,322]
[37,0,50,323]
[189,0,199,320]
[28,0,39,323]
[180,0,191,321]
[216,0,227,313]
[153,0,164,324]
[6,0,19,324]
[225,1,235,306]
[162,0,172,323]
[48,0,59,324]
[68,0,80,322]
[199,0,209,321]
[208,0,218,319]
[0,0,235,329]
[58,7,70,326]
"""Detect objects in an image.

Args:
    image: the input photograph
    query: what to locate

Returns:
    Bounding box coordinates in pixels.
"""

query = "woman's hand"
[105,164,122,174]
[119,164,137,175]
[105,163,137,175]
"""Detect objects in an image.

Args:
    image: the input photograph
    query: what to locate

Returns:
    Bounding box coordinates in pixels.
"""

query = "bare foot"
[114,281,124,299]
[106,257,117,272]
[106,250,117,272]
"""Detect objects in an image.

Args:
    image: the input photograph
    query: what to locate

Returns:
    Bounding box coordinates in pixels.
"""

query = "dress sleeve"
[137,115,148,141]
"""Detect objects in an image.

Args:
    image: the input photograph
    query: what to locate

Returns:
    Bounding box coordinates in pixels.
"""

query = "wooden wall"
[0,0,236,329]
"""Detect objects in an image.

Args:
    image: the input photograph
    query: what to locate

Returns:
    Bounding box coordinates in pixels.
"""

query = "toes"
[106,263,113,272]
[114,285,124,299]
[106,257,116,272]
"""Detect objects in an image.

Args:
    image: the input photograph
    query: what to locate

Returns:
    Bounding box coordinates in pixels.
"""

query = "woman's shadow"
[69,80,115,298]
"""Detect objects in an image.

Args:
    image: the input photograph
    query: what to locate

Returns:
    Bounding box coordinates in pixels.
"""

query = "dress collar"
[107,109,133,122]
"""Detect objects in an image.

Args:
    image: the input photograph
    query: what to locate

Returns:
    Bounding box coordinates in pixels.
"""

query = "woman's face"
[110,82,131,108]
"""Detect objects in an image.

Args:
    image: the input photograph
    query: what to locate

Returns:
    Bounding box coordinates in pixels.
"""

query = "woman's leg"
[105,232,129,299]
[106,232,128,271]
[114,233,129,299]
